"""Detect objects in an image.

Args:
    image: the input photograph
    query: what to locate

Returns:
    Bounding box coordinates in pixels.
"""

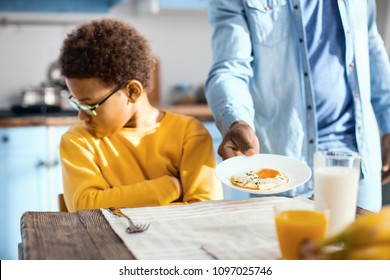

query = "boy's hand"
[170,176,183,199]
[218,120,260,160]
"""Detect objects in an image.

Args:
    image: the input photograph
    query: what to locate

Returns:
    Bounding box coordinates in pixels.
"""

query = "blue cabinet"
[0,125,69,260]
[203,122,250,201]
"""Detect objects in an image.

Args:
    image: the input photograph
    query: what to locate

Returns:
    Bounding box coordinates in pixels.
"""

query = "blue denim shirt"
[206,0,390,197]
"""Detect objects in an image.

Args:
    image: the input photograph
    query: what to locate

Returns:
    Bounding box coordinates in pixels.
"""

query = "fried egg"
[230,168,289,190]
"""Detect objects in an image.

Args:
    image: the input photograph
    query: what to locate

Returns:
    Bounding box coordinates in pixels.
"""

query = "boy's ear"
[125,80,143,103]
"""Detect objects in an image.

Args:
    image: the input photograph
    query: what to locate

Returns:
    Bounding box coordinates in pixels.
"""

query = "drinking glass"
[274,202,328,260]
[313,150,361,236]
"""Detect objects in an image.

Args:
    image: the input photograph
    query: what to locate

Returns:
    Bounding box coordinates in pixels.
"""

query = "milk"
[314,166,360,236]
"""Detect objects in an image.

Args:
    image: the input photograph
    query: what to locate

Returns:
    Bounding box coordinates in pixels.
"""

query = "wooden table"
[20,210,135,260]
[19,202,370,260]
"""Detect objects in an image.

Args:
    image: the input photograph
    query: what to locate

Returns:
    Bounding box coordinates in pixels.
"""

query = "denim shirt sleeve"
[205,0,256,135]
[367,0,390,134]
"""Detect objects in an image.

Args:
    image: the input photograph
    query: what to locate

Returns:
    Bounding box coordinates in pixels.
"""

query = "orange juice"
[275,210,327,260]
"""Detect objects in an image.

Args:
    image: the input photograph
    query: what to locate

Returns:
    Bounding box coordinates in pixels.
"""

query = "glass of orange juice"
[274,202,328,260]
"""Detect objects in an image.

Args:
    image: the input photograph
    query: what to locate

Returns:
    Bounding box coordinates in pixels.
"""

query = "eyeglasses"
[67,81,128,116]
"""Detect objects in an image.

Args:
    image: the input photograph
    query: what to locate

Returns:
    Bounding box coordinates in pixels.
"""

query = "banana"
[320,206,390,248]
[300,206,390,260]
[320,243,390,260]
[346,244,390,260]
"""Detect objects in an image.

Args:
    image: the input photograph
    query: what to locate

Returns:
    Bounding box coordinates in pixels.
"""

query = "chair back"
[58,194,68,212]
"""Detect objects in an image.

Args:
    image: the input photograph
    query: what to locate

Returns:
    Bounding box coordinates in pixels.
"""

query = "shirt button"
[349,62,355,68]
[358,125,364,132]
[294,4,299,9]
[304,72,308,77]
[265,6,271,11]
[307,105,312,110]
[299,38,303,43]
[309,139,314,144]
[354,92,360,98]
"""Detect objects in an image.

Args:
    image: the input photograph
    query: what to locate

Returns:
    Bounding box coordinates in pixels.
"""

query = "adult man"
[206,0,390,211]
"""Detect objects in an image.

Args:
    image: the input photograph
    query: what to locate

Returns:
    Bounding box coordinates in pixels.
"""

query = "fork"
[108,207,150,233]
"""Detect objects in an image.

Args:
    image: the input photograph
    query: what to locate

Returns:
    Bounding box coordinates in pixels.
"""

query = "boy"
[59,19,223,212]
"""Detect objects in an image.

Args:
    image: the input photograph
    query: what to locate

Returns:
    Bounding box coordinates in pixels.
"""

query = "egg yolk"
[257,168,281,179]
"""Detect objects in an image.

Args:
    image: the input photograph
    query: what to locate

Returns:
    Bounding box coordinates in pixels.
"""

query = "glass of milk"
[313,150,361,236]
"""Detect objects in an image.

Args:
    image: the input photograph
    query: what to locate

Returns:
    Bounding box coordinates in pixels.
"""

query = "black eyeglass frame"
[67,81,129,116]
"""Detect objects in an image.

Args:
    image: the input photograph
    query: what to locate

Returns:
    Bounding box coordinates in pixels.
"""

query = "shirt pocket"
[245,0,289,47]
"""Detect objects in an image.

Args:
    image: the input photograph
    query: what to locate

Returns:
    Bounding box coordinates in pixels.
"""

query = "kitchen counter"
[0,105,214,128]
[164,104,214,122]
[0,109,79,128]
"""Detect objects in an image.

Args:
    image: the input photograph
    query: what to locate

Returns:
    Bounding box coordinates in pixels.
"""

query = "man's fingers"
[218,139,243,160]
[218,120,260,160]
[243,148,257,156]
[383,178,390,186]
[381,134,390,185]
[233,131,260,156]
[382,161,390,185]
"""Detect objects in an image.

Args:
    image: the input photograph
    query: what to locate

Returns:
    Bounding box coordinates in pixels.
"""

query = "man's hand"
[382,133,390,185]
[218,120,260,160]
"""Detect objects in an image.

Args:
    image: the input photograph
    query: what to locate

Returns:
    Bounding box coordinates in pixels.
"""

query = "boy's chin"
[87,127,112,138]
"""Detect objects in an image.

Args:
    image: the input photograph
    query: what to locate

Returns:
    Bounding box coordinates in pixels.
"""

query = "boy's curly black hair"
[59,18,155,90]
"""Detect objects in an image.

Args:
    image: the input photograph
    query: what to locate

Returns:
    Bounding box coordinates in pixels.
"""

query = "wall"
[0,1,389,110]
[0,9,212,108]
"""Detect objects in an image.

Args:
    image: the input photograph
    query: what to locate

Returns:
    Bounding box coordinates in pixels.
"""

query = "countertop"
[0,105,214,128]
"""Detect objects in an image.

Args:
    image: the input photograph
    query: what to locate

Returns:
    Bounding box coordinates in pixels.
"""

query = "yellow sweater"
[60,111,223,212]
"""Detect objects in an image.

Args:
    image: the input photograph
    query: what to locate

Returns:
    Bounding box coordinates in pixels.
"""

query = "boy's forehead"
[66,78,106,101]
[66,77,104,90]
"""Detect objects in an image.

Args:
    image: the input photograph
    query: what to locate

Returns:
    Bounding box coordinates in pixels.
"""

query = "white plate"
[215,154,312,194]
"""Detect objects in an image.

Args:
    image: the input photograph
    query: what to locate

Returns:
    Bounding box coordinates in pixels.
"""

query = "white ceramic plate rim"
[215,154,312,194]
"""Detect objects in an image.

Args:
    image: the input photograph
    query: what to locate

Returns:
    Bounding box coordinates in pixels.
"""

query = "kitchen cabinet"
[0,125,69,260]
